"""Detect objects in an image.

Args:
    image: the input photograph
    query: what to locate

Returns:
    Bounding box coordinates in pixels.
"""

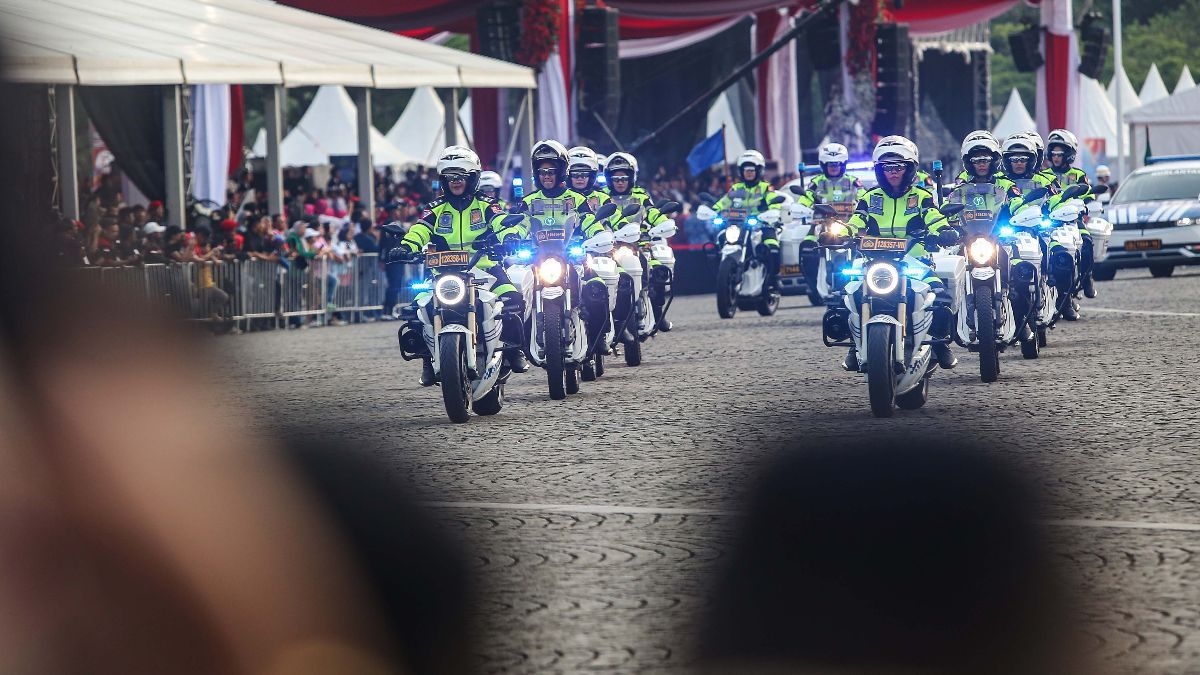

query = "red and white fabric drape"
[536,0,574,143]
[755,8,800,174]
[1035,0,1079,136]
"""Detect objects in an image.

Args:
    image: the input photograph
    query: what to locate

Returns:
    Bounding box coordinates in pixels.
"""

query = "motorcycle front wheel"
[866,322,896,418]
[716,257,739,319]
[974,283,1000,383]
[544,299,567,400]
[439,333,471,423]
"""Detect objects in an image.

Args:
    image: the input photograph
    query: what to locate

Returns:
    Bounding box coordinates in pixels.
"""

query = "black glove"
[936,228,962,247]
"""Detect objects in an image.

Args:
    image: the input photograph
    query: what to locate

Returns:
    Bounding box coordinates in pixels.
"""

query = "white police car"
[1099,157,1200,279]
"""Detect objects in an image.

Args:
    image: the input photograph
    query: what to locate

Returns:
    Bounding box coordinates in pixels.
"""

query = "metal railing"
[77,253,420,330]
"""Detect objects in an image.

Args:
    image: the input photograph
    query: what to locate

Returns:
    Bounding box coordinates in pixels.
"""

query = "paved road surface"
[224,267,1200,673]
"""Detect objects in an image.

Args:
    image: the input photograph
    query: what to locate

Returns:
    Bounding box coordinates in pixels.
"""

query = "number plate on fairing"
[535,229,567,242]
[425,250,470,267]
[1124,239,1162,251]
[780,264,802,276]
[859,236,907,251]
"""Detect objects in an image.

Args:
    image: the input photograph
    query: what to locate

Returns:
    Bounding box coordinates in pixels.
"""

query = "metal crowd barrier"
[79,253,419,330]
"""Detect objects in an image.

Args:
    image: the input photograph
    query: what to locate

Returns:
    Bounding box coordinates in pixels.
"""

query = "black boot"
[419,358,436,386]
[1082,272,1097,299]
[843,348,859,372]
[651,299,672,332]
[932,342,958,370]
[507,350,529,373]
[1059,294,1079,321]
[930,303,957,369]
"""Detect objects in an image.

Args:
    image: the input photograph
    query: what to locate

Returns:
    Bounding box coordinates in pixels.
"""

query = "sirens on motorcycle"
[747,217,759,226]
[968,238,997,265]
[411,280,433,291]
[999,226,1015,237]
[569,245,585,258]
[865,263,900,295]
[1040,219,1053,230]
[713,216,725,226]
[516,248,533,261]
[434,275,467,305]
[724,225,741,243]
[539,258,564,285]
[840,266,864,277]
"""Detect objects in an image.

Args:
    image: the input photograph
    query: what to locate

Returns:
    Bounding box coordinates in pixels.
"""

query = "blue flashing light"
[516,249,533,261]
[747,217,759,226]
[512,177,523,186]
[902,266,925,278]
[713,216,725,226]
[840,267,864,277]
[411,280,432,291]
[1040,219,1053,229]
[597,174,607,185]
[999,226,1015,237]
[569,245,584,257]
[846,160,874,171]
[932,160,943,171]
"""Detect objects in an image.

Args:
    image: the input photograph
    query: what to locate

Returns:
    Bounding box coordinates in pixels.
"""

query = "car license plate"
[1124,239,1162,251]
[780,264,801,276]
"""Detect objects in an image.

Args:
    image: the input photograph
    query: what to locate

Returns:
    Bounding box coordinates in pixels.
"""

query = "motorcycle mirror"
[594,202,617,221]
[940,186,953,198]
[659,201,682,215]
[1061,184,1087,201]
[812,204,838,218]
[768,194,787,205]
[381,223,405,236]
[938,203,965,217]
[621,204,641,218]
[1023,187,1049,203]
[508,201,528,214]
[789,184,806,195]
[698,192,717,205]
[501,214,525,227]
[1091,183,1109,196]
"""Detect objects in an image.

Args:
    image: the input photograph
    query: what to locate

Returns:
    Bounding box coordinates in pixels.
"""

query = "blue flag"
[687,128,725,175]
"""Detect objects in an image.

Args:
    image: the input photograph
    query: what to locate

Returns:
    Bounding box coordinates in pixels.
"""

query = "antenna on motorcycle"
[659,201,682,216]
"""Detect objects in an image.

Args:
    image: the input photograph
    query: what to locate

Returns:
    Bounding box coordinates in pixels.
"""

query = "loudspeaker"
[806,9,841,71]
[477,1,521,63]
[1078,12,1109,80]
[873,23,913,137]
[577,7,620,137]
[1008,24,1044,73]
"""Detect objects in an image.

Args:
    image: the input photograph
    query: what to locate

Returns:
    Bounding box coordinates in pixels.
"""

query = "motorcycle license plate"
[535,229,567,242]
[859,236,907,252]
[780,264,801,276]
[425,250,470,267]
[725,208,748,221]
[1124,239,1162,251]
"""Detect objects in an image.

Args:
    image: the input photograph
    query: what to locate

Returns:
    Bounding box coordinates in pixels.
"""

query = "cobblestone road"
[224,267,1200,673]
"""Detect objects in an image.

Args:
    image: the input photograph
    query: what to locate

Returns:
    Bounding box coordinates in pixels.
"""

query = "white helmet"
[872,135,919,164]
[436,145,482,193]
[478,170,503,193]
[605,152,639,189]
[566,146,600,173]
[819,143,849,165]
[531,139,569,184]
[1001,134,1040,178]
[1046,128,1079,163]
[960,130,1001,177]
[736,149,766,171]
[1095,164,1111,179]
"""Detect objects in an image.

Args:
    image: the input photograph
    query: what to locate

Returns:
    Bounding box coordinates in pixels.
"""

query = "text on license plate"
[780,264,801,276]
[1124,239,1162,251]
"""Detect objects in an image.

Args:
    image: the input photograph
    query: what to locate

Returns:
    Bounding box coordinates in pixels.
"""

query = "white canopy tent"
[1125,85,1200,170]
[1077,76,1118,173]
[385,87,470,166]
[1107,65,1141,112]
[706,92,748,161]
[251,86,420,167]
[0,0,535,224]
[992,88,1036,140]
[1138,63,1170,106]
[1174,65,1195,94]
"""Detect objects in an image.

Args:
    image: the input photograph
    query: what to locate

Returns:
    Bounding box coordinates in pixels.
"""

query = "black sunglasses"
[969,157,993,164]
[610,175,631,182]
[879,162,908,173]
[568,171,592,178]
[536,168,558,176]
[1048,150,1067,157]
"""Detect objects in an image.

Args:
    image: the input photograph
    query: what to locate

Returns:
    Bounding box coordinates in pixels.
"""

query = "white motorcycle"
[608,202,682,366]
[523,210,591,401]
[698,190,788,318]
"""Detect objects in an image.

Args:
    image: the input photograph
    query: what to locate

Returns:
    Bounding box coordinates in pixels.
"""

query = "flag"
[687,128,725,175]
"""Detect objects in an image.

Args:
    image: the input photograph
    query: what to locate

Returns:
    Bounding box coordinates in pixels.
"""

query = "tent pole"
[56,84,79,220]
[519,90,534,191]
[352,87,375,223]
[265,84,285,219]
[1113,0,1124,179]
[162,84,186,228]
[441,88,459,147]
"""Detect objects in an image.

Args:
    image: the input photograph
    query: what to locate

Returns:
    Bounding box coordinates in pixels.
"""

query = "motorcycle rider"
[382,146,527,385]
[712,150,785,291]
[603,151,677,331]
[478,170,508,210]
[1040,129,1098,299]
[566,146,610,211]
[519,140,615,354]
[954,130,1005,183]
[793,142,868,295]
[842,136,960,371]
[1001,132,1080,320]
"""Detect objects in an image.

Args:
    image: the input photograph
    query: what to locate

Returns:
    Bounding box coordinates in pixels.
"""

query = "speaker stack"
[873,23,914,138]
[577,6,620,148]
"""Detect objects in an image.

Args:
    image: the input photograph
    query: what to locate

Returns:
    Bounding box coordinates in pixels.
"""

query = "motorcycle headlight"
[828,222,849,237]
[539,258,564,285]
[434,275,466,305]
[865,262,899,295]
[968,238,997,265]
[724,224,741,243]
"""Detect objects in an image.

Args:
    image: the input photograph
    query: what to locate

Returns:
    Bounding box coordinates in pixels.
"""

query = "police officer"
[793,142,867,295]
[603,151,676,331]
[712,150,785,291]
[1040,129,1098,299]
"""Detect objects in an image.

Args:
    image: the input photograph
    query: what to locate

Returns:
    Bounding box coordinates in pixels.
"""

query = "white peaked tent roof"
[1124,85,1200,163]
[1078,76,1117,151]
[1107,65,1141,110]
[1125,84,1200,124]
[1139,63,1170,105]
[707,92,747,160]
[992,88,1036,140]
[385,87,470,167]
[252,86,420,167]
[1174,64,1195,93]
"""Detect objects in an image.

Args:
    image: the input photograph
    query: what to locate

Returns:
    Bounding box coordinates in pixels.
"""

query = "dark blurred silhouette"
[698,441,1089,675]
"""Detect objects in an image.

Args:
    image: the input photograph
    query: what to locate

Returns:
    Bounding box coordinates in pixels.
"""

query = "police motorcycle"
[827,202,965,418]
[394,220,526,423]
[698,190,789,318]
[789,184,858,306]
[953,187,1048,382]
[608,202,682,366]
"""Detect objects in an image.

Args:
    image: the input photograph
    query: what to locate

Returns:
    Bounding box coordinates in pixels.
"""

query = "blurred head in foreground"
[699,441,1083,675]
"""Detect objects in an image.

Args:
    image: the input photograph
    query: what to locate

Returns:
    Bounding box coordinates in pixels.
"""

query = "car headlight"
[865,262,900,295]
[1178,217,1195,227]
[724,224,741,242]
[968,238,997,265]
[434,275,466,305]
[539,258,564,285]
